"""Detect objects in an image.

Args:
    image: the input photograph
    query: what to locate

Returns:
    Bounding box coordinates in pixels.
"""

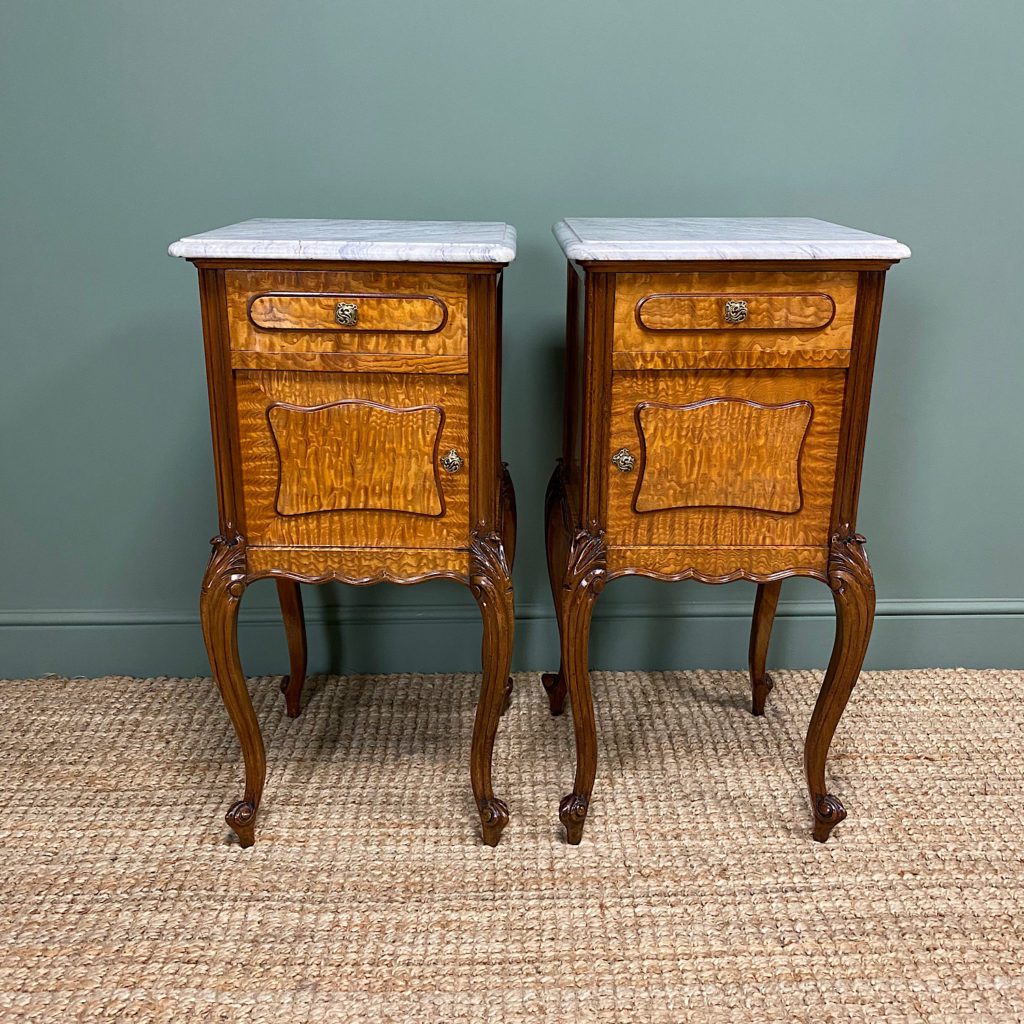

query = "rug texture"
[1,669,1022,1023]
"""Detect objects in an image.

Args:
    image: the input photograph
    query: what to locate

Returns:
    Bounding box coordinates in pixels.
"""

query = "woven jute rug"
[1,669,1022,1022]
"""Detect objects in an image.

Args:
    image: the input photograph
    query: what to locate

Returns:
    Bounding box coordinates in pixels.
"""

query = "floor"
[1,668,1021,1022]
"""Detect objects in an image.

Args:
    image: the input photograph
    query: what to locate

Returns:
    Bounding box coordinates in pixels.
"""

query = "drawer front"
[226,270,468,372]
[614,271,858,370]
[607,369,844,549]
[235,370,469,549]
[249,292,447,334]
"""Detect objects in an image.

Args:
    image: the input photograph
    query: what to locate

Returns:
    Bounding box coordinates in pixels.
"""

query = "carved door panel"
[234,370,469,549]
[606,369,845,549]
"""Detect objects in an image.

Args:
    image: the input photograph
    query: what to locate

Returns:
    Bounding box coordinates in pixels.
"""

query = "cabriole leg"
[275,579,307,719]
[749,580,782,716]
[469,532,515,847]
[200,531,266,848]
[541,464,570,716]
[557,529,607,845]
[805,532,875,842]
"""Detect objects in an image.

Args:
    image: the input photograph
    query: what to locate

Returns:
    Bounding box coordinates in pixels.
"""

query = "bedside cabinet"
[543,218,910,844]
[169,219,517,848]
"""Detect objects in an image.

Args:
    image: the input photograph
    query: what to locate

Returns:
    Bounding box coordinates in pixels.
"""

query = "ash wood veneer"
[544,231,906,845]
[180,238,516,849]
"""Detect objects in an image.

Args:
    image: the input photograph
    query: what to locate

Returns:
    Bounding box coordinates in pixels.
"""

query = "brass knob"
[334,301,359,326]
[723,299,748,324]
[611,448,636,473]
[440,448,464,473]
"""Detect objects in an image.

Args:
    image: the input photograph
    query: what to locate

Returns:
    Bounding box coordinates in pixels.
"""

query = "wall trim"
[2,597,1022,629]
[2,598,1020,677]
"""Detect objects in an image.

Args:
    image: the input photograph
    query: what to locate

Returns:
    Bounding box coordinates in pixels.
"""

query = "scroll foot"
[812,794,848,843]
[559,793,589,846]
[226,799,257,849]
[478,798,510,848]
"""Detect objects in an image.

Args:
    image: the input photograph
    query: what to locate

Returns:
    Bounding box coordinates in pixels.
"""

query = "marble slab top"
[169,219,517,263]
[553,217,910,262]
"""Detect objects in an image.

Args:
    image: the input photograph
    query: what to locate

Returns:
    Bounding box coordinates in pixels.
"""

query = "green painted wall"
[2,1,1022,678]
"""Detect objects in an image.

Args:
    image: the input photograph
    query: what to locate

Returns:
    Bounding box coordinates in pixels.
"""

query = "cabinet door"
[606,369,844,550]
[234,370,469,549]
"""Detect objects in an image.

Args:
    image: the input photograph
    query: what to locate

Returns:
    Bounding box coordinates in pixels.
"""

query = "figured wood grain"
[226,269,467,359]
[614,271,858,370]
[634,398,813,514]
[267,399,445,517]
[831,271,886,532]
[235,370,468,549]
[468,273,502,532]
[245,545,469,583]
[249,292,447,334]
[604,544,828,582]
[608,369,844,548]
[198,269,245,533]
[637,292,835,332]
[230,349,467,374]
[579,271,616,529]
[612,349,850,370]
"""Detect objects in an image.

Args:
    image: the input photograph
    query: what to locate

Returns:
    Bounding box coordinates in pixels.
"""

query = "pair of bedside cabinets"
[169,217,910,849]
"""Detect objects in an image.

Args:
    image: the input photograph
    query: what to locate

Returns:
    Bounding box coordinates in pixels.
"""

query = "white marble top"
[553,218,910,262]
[169,219,517,262]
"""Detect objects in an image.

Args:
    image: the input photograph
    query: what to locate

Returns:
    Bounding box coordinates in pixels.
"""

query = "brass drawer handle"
[611,448,636,473]
[440,448,464,474]
[334,301,359,327]
[723,299,748,324]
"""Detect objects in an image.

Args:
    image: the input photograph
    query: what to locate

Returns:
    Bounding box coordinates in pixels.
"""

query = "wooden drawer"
[234,370,469,549]
[613,271,858,370]
[606,369,844,549]
[226,269,469,374]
